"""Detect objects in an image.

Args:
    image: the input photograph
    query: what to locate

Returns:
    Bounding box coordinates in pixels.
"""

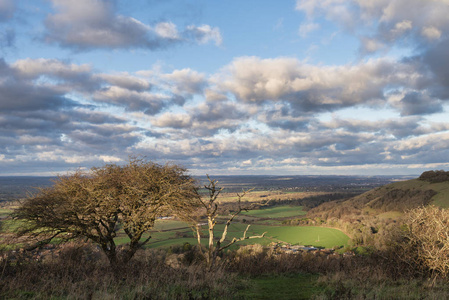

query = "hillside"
[307,171,449,220]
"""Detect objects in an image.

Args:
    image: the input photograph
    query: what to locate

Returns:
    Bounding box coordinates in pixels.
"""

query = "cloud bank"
[0,0,448,175]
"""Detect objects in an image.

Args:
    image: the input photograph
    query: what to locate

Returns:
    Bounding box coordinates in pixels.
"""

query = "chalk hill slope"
[307,170,449,219]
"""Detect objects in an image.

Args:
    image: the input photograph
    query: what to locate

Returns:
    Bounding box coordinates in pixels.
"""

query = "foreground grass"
[238,273,323,299]
[0,244,242,300]
[3,242,449,299]
[315,275,449,299]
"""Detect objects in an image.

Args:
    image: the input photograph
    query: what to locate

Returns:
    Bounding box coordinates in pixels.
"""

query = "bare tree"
[194,176,266,269]
[12,158,198,269]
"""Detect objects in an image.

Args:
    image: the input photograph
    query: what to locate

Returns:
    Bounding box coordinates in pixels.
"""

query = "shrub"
[389,206,449,280]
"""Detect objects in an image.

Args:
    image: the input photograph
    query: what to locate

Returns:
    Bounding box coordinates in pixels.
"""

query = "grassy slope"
[308,178,449,220]
[365,179,449,208]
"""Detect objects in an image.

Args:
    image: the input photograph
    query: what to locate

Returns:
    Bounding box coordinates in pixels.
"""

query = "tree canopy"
[13,158,198,267]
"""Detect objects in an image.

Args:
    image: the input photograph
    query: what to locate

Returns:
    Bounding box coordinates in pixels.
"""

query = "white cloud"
[163,68,206,95]
[296,0,449,53]
[186,24,222,46]
[152,113,192,129]
[154,22,180,39]
[95,73,151,91]
[298,22,320,37]
[13,58,91,79]
[214,56,417,112]
[390,20,412,36]
[93,86,173,114]
[2,0,449,180]
[99,155,122,163]
[44,0,222,50]
[421,26,442,40]
[242,159,252,166]
[360,38,385,53]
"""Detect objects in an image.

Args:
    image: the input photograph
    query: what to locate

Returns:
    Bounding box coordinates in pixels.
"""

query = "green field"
[152,219,190,231]
[0,205,350,250]
[264,226,349,248]
[142,219,349,249]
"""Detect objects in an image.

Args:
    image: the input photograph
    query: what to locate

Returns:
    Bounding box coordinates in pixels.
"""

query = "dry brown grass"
[0,242,241,300]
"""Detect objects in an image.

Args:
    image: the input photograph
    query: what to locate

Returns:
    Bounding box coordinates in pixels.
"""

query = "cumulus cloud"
[151,100,248,137]
[0,59,78,113]
[8,58,192,116]
[1,49,446,175]
[296,0,449,53]
[12,58,99,92]
[44,0,222,50]
[214,56,421,113]
[95,73,151,92]
[317,115,430,139]
[162,68,206,95]
[257,103,311,131]
[0,57,155,174]
[154,22,180,39]
[294,0,449,117]
[2,5,449,178]
[13,58,92,80]
[421,26,442,41]
[390,92,443,116]
[420,38,449,98]
[93,86,177,115]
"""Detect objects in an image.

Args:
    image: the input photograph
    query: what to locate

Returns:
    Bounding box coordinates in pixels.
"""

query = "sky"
[1,0,449,176]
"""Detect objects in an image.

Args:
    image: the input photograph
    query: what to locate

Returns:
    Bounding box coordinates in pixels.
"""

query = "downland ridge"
[285,170,449,253]
[307,170,449,220]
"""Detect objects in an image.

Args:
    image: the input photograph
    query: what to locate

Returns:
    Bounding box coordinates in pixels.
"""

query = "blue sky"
[1,0,449,176]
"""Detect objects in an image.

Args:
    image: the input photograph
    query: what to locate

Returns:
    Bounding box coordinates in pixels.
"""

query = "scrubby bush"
[388,206,449,280]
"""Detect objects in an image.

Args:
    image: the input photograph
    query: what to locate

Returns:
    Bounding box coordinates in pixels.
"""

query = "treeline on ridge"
[419,170,449,183]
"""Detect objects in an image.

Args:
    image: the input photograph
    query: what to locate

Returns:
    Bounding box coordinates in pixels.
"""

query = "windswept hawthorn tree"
[13,158,198,268]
